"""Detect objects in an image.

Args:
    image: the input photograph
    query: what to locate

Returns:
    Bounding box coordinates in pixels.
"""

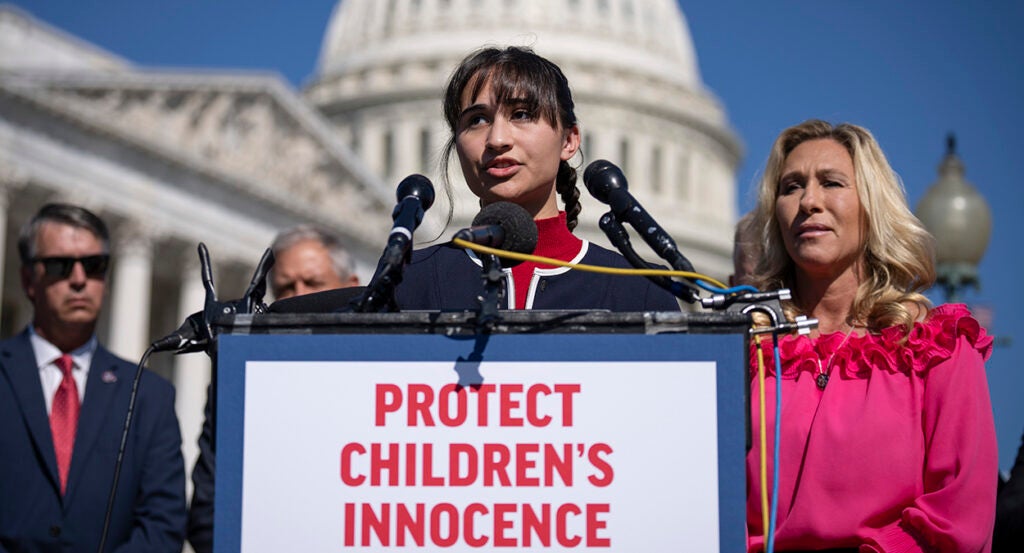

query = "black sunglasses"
[31,255,110,279]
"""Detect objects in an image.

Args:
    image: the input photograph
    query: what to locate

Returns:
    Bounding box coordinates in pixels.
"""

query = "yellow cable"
[452,238,728,289]
[456,236,752,521]
[756,334,770,536]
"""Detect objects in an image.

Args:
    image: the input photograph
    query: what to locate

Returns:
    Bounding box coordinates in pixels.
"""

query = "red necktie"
[50,354,79,495]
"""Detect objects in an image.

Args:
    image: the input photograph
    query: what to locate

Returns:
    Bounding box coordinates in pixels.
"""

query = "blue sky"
[13,0,1024,469]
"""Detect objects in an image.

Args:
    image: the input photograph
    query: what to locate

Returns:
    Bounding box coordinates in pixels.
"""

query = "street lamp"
[914,135,992,302]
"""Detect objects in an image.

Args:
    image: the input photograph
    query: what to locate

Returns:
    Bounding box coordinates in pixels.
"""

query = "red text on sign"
[374,383,581,427]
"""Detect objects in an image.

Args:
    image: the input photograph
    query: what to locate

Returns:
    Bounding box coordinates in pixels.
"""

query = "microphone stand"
[352,175,435,313]
[598,212,700,302]
[197,242,274,449]
[351,253,403,313]
[477,253,505,330]
[99,244,274,553]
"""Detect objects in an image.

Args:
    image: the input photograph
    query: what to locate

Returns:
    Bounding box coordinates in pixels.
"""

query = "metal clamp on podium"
[213,309,752,337]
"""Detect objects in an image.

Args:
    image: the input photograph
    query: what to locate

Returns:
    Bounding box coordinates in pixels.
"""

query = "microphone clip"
[599,211,698,303]
[151,243,275,354]
[475,253,506,331]
[701,288,818,337]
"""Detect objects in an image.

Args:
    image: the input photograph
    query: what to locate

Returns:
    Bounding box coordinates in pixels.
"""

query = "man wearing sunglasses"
[0,203,185,552]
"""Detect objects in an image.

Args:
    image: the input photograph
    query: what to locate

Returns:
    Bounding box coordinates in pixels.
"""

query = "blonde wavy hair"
[750,120,936,335]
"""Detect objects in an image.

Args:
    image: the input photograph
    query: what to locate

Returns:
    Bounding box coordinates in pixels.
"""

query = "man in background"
[268,224,360,300]
[0,203,185,552]
[187,224,360,553]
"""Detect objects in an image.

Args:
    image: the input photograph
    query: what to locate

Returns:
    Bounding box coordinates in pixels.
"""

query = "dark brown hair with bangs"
[441,46,583,230]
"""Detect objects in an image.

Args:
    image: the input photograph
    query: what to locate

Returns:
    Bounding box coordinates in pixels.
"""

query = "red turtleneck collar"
[509,212,582,309]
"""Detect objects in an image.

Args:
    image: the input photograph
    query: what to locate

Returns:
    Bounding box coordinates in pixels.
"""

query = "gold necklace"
[815,326,855,389]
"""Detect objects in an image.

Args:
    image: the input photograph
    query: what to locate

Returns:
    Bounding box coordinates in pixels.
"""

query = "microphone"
[353,175,436,312]
[454,201,539,259]
[382,174,435,270]
[583,159,695,273]
[455,202,538,324]
[151,311,207,353]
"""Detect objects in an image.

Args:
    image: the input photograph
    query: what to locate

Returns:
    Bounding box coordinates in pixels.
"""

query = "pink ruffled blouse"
[747,304,997,553]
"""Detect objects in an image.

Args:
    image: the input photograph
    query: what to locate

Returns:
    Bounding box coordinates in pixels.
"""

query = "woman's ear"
[561,125,581,161]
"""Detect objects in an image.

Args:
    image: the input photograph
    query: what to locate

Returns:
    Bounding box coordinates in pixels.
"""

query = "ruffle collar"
[751,304,993,380]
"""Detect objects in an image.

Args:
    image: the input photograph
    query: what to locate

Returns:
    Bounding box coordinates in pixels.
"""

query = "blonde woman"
[747,120,996,552]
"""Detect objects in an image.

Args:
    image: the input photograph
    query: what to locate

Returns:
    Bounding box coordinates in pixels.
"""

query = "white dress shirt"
[29,326,97,415]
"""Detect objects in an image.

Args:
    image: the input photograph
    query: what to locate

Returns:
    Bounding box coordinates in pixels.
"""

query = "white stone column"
[592,129,617,168]
[393,118,419,182]
[631,133,653,201]
[663,143,679,204]
[712,156,736,225]
[0,184,10,307]
[430,122,449,179]
[0,164,29,327]
[361,119,385,179]
[678,148,693,206]
[690,151,706,212]
[107,225,153,361]
[172,254,211,501]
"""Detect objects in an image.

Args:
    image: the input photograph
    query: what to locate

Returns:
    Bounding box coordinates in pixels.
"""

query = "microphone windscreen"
[472,201,538,255]
[267,286,367,313]
[582,159,626,204]
[396,174,435,209]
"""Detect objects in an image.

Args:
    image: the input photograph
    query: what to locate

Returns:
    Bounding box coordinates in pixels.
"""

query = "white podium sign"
[239,360,720,551]
[214,332,747,552]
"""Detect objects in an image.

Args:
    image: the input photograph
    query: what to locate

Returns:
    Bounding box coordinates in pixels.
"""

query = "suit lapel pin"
[101,370,117,384]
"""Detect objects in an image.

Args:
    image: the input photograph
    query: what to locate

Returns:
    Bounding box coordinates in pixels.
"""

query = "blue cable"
[766,333,783,553]
[693,276,780,550]
[695,280,759,294]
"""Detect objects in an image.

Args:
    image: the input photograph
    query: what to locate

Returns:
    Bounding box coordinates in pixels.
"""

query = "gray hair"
[270,224,355,280]
[18,203,110,264]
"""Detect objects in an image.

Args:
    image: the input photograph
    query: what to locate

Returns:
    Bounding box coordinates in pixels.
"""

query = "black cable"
[97,345,153,553]
[599,212,701,301]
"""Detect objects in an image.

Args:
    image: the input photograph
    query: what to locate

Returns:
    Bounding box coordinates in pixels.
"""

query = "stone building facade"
[0,0,741,506]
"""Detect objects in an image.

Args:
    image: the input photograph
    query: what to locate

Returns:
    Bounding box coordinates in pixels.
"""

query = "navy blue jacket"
[996,427,1024,550]
[0,330,186,553]
[187,384,215,553]
[395,240,680,312]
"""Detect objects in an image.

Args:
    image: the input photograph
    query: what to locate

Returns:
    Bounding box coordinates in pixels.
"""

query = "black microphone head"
[396,174,435,210]
[582,159,628,205]
[473,201,538,255]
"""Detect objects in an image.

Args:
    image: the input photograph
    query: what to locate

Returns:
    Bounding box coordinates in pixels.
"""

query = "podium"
[212,310,749,551]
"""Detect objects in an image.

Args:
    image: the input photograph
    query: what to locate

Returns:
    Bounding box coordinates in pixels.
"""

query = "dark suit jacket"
[0,330,186,553]
[187,384,215,553]
[395,242,681,312]
[995,427,1024,551]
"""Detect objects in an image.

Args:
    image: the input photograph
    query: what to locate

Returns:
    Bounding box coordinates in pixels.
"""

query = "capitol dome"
[305,0,742,279]
[316,0,702,92]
